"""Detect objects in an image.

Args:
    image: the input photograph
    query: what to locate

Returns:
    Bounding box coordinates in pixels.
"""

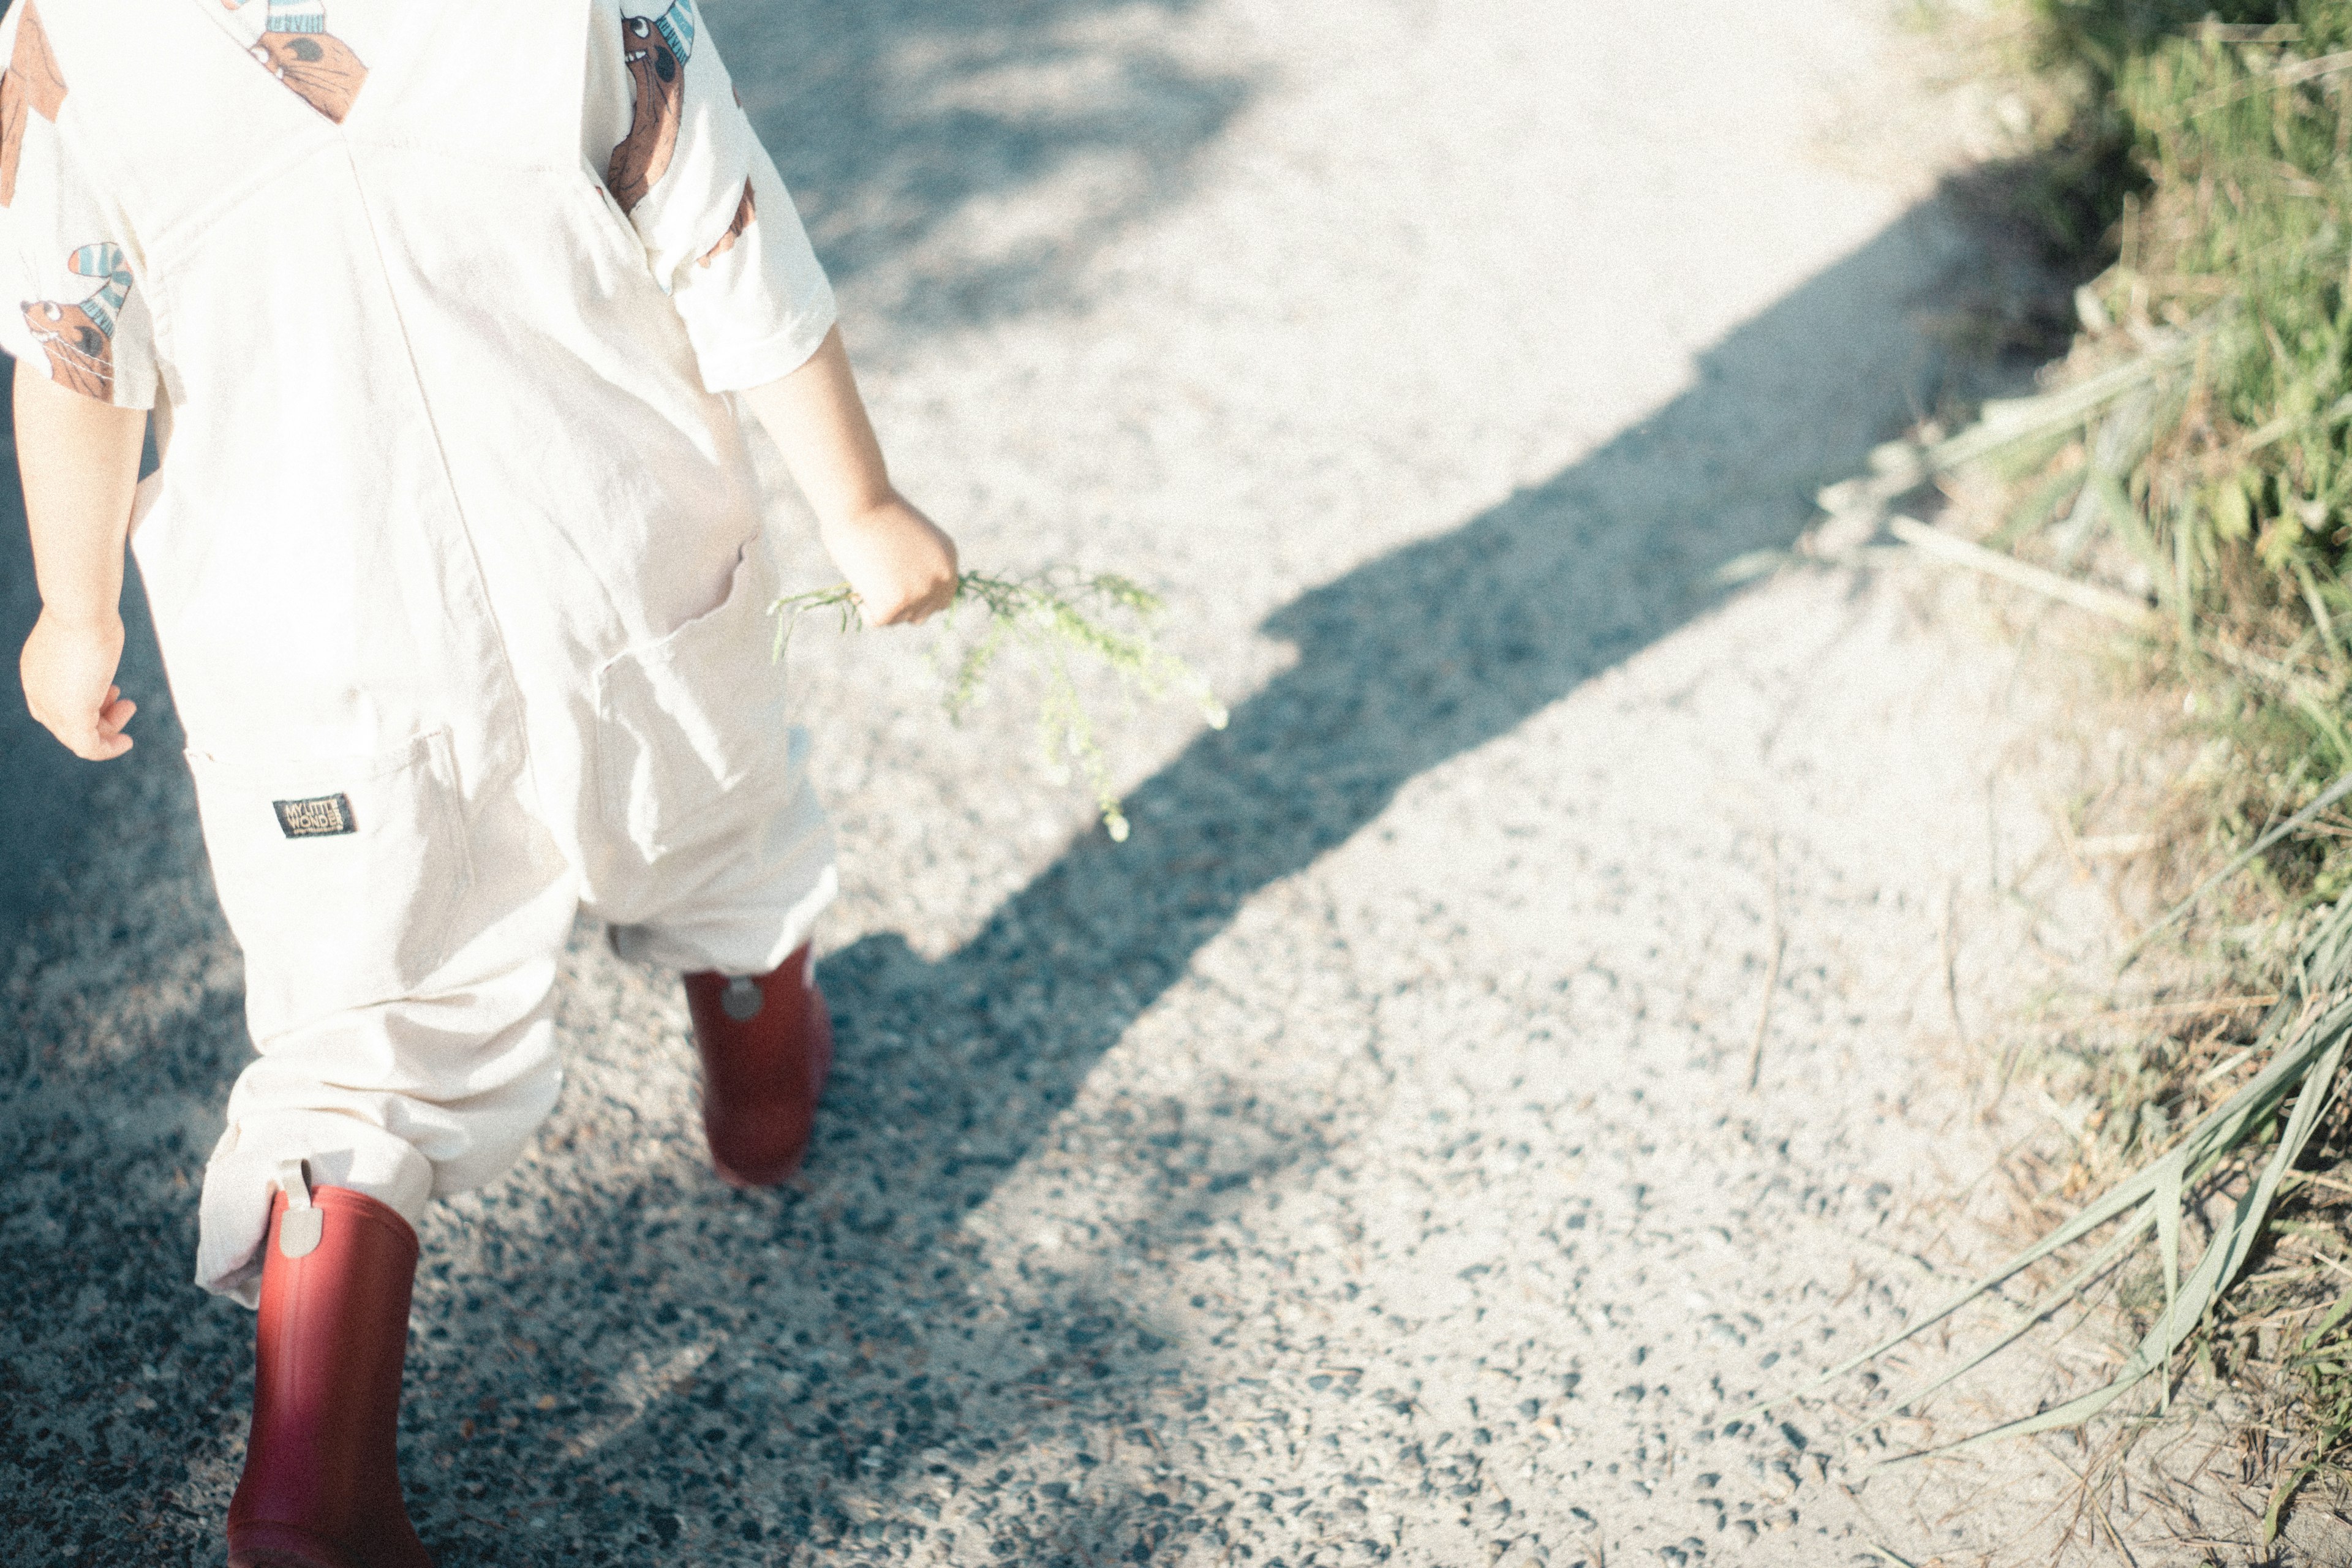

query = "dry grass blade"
[1888,515,2158,626]
[1806,337,2206,565]
[1747,835,1784,1093]
[1926,334,2203,473]
[2119,769,2352,963]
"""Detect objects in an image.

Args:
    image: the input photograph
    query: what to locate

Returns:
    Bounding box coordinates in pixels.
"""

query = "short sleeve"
[0,1,157,410]
[585,0,837,394]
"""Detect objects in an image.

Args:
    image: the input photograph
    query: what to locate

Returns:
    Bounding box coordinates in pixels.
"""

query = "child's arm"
[738,325,959,626]
[15,357,146,760]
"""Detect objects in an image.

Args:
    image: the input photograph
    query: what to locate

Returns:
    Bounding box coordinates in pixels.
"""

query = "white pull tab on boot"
[276,1158,323,1259]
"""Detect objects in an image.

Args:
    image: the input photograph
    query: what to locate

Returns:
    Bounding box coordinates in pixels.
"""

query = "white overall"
[0,0,841,1304]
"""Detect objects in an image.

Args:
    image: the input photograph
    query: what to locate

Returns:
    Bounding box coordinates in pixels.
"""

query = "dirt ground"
[7,1,2349,1563]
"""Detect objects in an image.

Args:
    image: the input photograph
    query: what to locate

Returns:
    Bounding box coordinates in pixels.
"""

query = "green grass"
[1785,1,2352,1534]
[2020,1,2352,761]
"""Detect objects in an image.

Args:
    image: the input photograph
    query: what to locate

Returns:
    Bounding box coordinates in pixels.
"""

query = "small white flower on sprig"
[771,570,1227,842]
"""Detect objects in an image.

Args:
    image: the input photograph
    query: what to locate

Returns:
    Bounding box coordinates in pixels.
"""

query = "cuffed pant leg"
[198,1109,437,1309]
[197,875,575,1307]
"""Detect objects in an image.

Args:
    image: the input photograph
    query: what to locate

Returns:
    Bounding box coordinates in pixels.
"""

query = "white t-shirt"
[0,0,845,760]
[0,0,835,409]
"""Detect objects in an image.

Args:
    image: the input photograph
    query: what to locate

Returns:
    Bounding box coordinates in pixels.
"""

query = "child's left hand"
[819,491,959,625]
[21,607,136,760]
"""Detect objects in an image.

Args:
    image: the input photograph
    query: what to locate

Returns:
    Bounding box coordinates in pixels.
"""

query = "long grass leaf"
[1757,1158,2193,1412]
[2299,1289,2352,1355]
[1864,1210,2156,1429]
[2154,1153,2184,1344]
[2092,471,2169,586]
[1889,516,2156,626]
[1775,989,2352,1422]
[1898,1029,2352,1460]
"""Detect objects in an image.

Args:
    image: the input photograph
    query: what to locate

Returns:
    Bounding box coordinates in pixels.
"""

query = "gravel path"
[0,2,2243,1564]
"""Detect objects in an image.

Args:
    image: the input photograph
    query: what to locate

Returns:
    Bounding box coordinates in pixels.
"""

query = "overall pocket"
[186,729,474,1035]
[594,548,795,859]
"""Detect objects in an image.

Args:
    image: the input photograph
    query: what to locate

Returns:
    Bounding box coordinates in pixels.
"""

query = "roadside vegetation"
[1792,0,2352,1542]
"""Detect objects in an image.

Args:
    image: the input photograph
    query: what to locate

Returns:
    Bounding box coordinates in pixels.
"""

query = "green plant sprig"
[770,569,1227,843]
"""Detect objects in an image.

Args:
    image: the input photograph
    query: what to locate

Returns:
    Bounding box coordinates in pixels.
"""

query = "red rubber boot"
[682,941,834,1186]
[227,1166,433,1568]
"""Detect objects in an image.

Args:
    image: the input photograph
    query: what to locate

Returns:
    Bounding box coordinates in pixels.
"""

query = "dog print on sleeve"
[23,242,131,400]
[0,1,67,208]
[696,178,755,268]
[606,0,698,213]
[228,0,369,124]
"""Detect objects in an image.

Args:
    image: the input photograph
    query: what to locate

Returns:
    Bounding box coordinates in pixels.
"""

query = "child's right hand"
[739,328,959,624]
[21,607,135,760]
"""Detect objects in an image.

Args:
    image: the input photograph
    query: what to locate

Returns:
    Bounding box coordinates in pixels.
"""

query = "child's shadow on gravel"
[0,191,2030,1564]
[396,197,2023,1564]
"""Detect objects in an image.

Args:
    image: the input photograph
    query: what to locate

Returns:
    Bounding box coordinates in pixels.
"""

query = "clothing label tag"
[273,793,357,838]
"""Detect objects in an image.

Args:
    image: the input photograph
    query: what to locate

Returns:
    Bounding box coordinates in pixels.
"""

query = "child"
[6,1,958,1562]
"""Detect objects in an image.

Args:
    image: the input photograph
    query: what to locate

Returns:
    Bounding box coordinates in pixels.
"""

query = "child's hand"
[820,492,960,625]
[21,608,135,760]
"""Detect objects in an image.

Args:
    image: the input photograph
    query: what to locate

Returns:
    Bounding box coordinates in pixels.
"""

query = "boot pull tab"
[722,975,764,1021]
[276,1158,323,1259]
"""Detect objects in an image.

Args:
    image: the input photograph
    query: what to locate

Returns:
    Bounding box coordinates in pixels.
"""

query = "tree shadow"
[717,0,1251,339]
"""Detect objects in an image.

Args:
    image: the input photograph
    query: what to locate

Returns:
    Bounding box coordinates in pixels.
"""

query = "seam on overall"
[335,140,554,831]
